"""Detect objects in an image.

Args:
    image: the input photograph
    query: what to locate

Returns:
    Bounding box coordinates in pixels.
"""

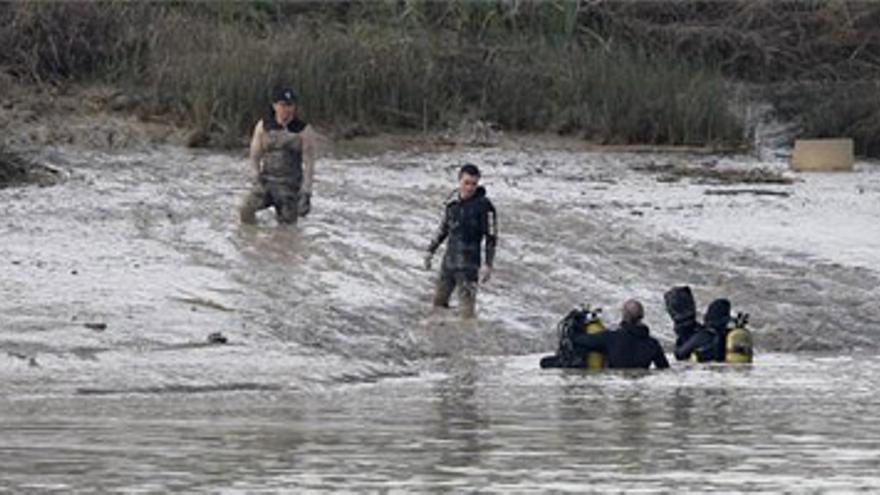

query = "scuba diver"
[664,286,704,361]
[674,298,731,362]
[539,305,606,369]
[667,290,753,364]
[541,299,669,370]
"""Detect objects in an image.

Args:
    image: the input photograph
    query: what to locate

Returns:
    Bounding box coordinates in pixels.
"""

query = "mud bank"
[0,83,190,152]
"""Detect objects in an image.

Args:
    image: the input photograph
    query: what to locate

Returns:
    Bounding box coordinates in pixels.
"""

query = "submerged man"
[571,299,670,369]
[424,163,498,318]
[239,86,317,225]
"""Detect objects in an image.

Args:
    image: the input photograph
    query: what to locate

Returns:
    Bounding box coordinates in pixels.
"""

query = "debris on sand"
[0,145,62,188]
[634,160,794,185]
[704,189,791,197]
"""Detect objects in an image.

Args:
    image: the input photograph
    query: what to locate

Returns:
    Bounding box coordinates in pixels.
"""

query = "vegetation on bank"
[0,143,59,187]
[1,1,878,154]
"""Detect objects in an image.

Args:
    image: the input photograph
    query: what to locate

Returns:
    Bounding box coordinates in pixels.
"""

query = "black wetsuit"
[428,186,497,274]
[427,186,497,317]
[673,298,731,363]
[571,322,670,369]
[665,285,701,360]
[674,327,721,362]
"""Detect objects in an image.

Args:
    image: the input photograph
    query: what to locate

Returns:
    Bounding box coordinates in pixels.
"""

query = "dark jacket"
[427,186,497,271]
[571,321,670,369]
[673,298,731,362]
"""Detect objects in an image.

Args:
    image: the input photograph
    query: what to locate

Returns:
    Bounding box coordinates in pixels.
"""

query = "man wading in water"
[239,86,317,225]
[424,163,498,319]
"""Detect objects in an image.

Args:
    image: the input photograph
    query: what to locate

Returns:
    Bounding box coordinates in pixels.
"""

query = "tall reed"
[5,1,876,153]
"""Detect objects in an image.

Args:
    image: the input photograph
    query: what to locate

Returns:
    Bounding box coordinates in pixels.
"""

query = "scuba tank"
[542,304,607,369]
[582,306,606,370]
[725,312,754,364]
[688,298,732,363]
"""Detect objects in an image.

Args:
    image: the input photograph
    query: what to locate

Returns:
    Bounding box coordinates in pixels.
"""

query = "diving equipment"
[726,312,754,364]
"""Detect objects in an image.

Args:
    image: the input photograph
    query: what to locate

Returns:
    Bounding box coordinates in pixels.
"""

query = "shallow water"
[3,354,880,492]
[2,143,879,491]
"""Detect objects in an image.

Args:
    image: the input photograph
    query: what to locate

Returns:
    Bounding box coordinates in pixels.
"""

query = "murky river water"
[2,143,879,492]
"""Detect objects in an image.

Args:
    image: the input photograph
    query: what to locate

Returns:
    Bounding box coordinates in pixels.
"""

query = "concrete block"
[791,138,854,172]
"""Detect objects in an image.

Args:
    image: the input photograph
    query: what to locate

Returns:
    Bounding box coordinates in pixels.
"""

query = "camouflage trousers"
[239,179,300,225]
[432,268,478,319]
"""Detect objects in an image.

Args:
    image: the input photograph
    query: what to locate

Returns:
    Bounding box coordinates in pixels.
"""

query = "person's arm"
[674,331,708,361]
[427,205,450,255]
[424,204,449,270]
[479,199,498,282]
[484,199,498,268]
[300,124,317,195]
[571,330,610,353]
[248,120,266,181]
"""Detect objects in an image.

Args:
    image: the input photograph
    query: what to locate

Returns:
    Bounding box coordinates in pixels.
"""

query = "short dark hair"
[622,299,645,324]
[459,163,481,179]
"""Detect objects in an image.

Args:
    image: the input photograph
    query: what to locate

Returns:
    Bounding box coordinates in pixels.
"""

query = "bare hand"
[480,266,493,284]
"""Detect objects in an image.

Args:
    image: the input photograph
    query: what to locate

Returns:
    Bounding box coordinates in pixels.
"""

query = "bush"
[17,1,880,151]
[770,81,880,157]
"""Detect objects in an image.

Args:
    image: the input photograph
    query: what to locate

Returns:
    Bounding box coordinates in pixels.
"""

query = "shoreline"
[1,80,757,153]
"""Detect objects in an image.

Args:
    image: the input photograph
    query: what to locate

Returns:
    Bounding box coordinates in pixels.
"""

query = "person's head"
[704,298,731,330]
[458,163,481,200]
[271,86,298,124]
[621,299,645,325]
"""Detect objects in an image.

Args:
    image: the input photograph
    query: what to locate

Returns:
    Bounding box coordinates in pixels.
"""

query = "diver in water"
[565,299,670,370]
[239,85,317,225]
[664,286,703,361]
[423,163,498,319]
[673,298,731,362]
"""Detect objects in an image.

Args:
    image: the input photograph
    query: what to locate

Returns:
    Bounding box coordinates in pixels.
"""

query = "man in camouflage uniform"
[424,163,498,319]
[239,86,317,225]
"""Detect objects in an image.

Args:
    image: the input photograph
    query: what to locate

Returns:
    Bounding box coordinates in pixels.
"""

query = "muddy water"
[2,143,879,491]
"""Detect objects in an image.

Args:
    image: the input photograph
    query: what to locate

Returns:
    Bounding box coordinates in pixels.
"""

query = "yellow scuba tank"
[583,307,606,370]
[725,312,754,364]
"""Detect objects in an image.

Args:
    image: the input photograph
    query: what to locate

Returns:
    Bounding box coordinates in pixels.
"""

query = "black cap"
[272,86,297,104]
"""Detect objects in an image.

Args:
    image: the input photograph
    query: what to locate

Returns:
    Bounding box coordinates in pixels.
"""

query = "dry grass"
[0,144,60,187]
[2,1,878,153]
